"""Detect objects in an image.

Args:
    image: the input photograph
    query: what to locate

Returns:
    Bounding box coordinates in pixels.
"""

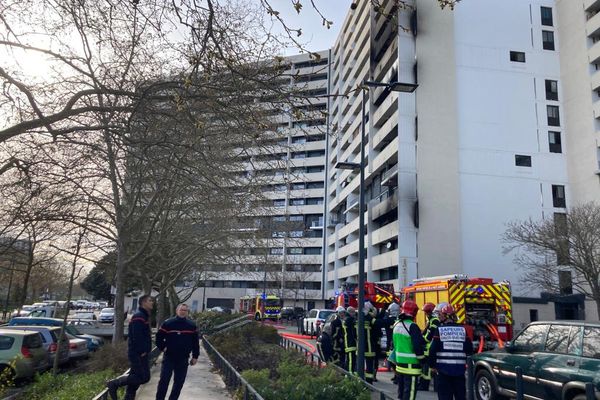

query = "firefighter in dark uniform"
[331,306,346,368]
[419,302,439,390]
[363,301,378,383]
[429,304,473,400]
[342,306,357,373]
[107,294,154,400]
[155,303,200,400]
[393,300,425,400]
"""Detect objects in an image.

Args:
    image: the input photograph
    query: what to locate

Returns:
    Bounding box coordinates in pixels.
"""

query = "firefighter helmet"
[346,306,356,316]
[401,300,419,317]
[434,302,449,315]
[422,302,435,315]
[363,301,376,316]
[388,302,400,317]
[440,304,455,316]
[336,306,346,315]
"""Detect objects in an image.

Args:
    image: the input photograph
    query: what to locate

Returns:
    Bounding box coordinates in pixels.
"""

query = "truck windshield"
[266,299,280,308]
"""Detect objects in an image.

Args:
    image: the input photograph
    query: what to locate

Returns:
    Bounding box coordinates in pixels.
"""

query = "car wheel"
[475,370,498,400]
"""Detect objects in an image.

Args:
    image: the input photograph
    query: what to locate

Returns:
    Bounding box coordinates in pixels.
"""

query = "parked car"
[64,332,89,360]
[281,307,305,320]
[208,306,231,314]
[0,330,48,380]
[71,311,96,321]
[99,308,115,323]
[1,326,69,367]
[302,309,335,336]
[472,320,600,400]
[8,317,103,352]
[11,305,35,318]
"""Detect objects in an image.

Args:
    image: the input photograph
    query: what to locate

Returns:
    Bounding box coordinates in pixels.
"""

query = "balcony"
[589,39,600,65]
[381,164,398,187]
[310,218,324,230]
[585,0,600,12]
[587,9,600,38]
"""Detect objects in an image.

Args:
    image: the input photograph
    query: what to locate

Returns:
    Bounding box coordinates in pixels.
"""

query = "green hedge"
[193,311,245,335]
[210,322,370,400]
[19,369,115,400]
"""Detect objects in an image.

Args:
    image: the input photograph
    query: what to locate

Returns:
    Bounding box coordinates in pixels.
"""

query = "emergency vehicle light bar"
[412,274,469,283]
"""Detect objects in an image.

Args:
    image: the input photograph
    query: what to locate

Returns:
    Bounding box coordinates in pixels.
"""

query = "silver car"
[1,326,69,367]
[64,332,89,360]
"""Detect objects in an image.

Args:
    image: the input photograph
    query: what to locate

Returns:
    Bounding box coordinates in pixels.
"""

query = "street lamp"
[335,79,417,380]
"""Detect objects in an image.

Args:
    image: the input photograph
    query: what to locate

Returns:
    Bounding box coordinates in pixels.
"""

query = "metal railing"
[278,335,394,400]
[202,337,265,400]
[91,346,161,400]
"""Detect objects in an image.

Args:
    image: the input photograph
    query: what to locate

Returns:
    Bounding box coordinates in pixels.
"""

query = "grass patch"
[19,369,115,400]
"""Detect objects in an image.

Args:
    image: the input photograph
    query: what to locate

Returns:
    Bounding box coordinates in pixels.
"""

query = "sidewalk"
[136,351,231,400]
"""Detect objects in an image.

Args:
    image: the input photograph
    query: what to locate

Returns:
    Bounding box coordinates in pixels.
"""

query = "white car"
[303,309,335,336]
[99,308,114,323]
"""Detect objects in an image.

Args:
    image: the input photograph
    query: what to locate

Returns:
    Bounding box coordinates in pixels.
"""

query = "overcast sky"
[262,0,353,55]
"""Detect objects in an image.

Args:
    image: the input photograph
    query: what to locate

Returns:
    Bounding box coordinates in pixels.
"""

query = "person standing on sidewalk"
[419,302,439,391]
[428,304,473,400]
[331,306,347,368]
[107,294,154,400]
[155,303,200,400]
[342,306,357,373]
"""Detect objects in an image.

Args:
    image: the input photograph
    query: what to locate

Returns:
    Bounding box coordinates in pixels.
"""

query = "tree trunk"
[168,285,179,316]
[156,288,166,328]
[54,255,78,374]
[112,239,126,343]
[19,244,36,307]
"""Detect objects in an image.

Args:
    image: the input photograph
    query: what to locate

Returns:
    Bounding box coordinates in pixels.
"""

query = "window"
[291,183,305,190]
[510,51,526,63]
[558,270,573,294]
[289,231,304,238]
[306,181,324,189]
[272,215,286,222]
[554,213,569,265]
[307,150,325,158]
[287,247,303,255]
[270,247,284,255]
[541,6,553,26]
[542,31,555,51]
[545,325,571,353]
[547,105,560,126]
[567,326,582,356]
[304,247,322,255]
[582,327,600,359]
[289,215,304,222]
[271,231,285,238]
[548,131,562,153]
[306,197,323,205]
[513,324,547,352]
[273,199,286,207]
[552,185,566,208]
[545,80,558,100]
[306,166,324,173]
[291,136,307,144]
[0,336,14,350]
[515,155,532,167]
[529,309,539,322]
[290,198,305,206]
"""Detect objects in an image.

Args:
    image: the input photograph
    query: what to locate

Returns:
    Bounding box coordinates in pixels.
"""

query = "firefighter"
[342,306,357,373]
[419,302,439,391]
[429,304,473,400]
[331,306,346,368]
[363,301,378,383]
[385,302,401,381]
[393,300,425,400]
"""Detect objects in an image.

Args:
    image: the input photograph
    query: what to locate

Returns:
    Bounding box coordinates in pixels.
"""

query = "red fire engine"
[239,294,282,321]
[334,281,401,311]
[403,274,513,351]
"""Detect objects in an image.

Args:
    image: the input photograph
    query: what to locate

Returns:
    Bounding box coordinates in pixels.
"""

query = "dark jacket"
[331,316,344,352]
[156,316,200,361]
[343,314,357,351]
[128,307,152,358]
[429,322,473,376]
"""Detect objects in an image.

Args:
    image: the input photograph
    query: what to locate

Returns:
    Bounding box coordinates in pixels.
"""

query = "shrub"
[85,340,129,373]
[241,353,370,400]
[194,311,244,335]
[19,369,115,400]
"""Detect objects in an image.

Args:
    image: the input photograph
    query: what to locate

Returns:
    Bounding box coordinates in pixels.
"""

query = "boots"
[106,375,128,400]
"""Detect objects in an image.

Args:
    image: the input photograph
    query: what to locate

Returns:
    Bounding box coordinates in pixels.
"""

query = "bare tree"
[503,202,600,319]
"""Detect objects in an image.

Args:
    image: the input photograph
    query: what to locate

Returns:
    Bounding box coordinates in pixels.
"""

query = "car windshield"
[65,325,82,336]
[318,310,334,319]
[101,308,114,313]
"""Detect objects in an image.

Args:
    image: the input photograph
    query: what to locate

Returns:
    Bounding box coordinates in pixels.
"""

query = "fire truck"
[335,281,401,311]
[402,274,513,350]
[239,294,282,321]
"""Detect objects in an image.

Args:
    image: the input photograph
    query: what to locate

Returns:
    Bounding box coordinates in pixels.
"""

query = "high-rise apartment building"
[185,52,330,312]
[325,0,570,298]
[556,0,600,203]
